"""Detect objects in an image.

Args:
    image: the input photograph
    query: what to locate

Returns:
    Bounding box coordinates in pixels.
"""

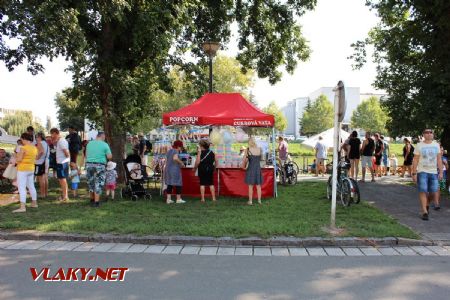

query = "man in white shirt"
[314,136,327,176]
[50,128,70,201]
[412,129,443,221]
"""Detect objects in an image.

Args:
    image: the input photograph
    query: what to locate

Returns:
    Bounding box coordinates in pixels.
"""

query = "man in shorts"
[360,132,375,182]
[314,136,327,176]
[50,128,70,201]
[412,129,443,220]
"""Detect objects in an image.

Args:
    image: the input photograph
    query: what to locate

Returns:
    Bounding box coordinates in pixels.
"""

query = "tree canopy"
[350,96,389,134]
[1,0,316,161]
[300,94,333,136]
[54,88,85,132]
[263,101,287,133]
[349,0,450,147]
[0,111,44,136]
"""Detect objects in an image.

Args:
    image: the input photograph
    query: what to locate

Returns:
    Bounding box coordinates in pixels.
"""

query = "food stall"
[162,93,276,198]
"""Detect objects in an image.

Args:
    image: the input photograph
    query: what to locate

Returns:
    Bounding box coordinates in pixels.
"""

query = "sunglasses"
[423,131,433,134]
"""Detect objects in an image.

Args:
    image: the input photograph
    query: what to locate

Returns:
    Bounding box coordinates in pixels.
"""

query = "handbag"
[3,164,17,180]
[242,149,251,170]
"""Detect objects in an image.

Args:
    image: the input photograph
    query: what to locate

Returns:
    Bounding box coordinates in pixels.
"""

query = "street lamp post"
[202,41,221,93]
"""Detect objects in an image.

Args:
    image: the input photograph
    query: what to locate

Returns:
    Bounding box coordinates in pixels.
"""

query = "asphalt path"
[1,249,450,300]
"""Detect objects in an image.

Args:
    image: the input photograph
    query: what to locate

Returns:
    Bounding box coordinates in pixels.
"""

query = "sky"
[0,0,380,127]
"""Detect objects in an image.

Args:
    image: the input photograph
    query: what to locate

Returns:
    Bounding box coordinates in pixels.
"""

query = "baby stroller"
[120,154,152,201]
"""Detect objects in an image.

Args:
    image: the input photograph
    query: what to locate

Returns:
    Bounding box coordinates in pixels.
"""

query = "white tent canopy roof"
[301,128,350,149]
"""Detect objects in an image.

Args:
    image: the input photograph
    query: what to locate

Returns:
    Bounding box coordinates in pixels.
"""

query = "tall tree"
[349,0,450,148]
[0,111,44,136]
[300,94,333,136]
[45,116,52,133]
[1,0,316,166]
[350,96,389,134]
[54,88,86,132]
[263,101,287,133]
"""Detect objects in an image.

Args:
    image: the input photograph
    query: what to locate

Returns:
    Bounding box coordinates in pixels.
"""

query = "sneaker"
[421,213,429,221]
[12,207,26,213]
[94,202,100,208]
[434,205,441,211]
[166,199,174,204]
[176,199,186,204]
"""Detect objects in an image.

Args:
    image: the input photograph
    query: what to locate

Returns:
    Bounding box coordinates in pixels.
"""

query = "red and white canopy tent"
[163,93,277,197]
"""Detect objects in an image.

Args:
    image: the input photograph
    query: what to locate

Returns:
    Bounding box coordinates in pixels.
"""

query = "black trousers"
[166,185,182,194]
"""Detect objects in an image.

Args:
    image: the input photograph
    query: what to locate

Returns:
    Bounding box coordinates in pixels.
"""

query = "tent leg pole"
[272,128,277,198]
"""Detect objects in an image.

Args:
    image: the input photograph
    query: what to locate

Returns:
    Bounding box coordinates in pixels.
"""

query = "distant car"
[297,136,307,142]
[284,135,295,141]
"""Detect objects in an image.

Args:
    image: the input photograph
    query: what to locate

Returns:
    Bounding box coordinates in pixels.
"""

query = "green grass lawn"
[0,179,418,239]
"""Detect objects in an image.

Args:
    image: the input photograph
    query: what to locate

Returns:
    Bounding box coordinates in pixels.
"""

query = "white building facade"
[281,87,386,138]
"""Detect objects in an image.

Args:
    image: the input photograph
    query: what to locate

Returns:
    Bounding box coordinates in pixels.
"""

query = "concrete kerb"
[0,230,446,247]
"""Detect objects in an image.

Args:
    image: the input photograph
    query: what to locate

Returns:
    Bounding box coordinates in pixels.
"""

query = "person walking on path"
[412,129,443,221]
[35,132,49,198]
[13,133,38,213]
[66,126,82,165]
[374,133,384,177]
[242,137,264,205]
[360,132,375,182]
[314,136,327,177]
[348,131,361,180]
[85,132,112,207]
[381,135,390,176]
[164,140,185,204]
[193,140,217,203]
[50,128,70,202]
[402,138,414,177]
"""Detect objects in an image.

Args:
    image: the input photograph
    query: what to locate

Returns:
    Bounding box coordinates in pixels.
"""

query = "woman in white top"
[35,132,50,197]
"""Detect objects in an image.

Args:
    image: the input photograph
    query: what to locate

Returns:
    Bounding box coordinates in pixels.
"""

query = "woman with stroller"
[193,140,217,202]
[165,140,185,204]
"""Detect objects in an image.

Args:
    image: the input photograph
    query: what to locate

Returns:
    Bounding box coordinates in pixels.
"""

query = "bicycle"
[326,157,360,206]
[268,157,297,185]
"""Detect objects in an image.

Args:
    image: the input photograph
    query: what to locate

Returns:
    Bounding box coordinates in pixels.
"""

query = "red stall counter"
[176,167,274,198]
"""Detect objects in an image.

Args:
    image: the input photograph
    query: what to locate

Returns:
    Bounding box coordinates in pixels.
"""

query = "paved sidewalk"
[2,239,450,257]
[357,175,450,241]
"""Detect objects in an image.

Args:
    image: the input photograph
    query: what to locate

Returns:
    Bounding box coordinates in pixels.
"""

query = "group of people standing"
[4,126,116,212]
[164,137,264,205]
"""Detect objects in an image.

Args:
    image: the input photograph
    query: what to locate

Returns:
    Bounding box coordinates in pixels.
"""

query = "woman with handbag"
[242,137,263,205]
[35,132,50,198]
[193,140,217,202]
[164,140,186,204]
[13,133,38,213]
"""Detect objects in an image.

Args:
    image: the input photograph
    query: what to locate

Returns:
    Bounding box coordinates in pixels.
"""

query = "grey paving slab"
[5,240,40,250]
[90,243,117,252]
[73,242,100,252]
[0,240,21,249]
[253,247,271,256]
[393,247,419,256]
[410,246,438,256]
[377,247,400,256]
[341,247,364,256]
[217,247,235,256]
[162,245,183,255]
[144,245,166,254]
[56,242,84,251]
[180,246,201,255]
[288,247,309,256]
[271,247,290,257]
[108,243,133,253]
[38,241,69,251]
[126,244,149,253]
[199,247,218,256]
[359,247,382,256]
[234,247,253,256]
[426,246,450,256]
[306,247,327,256]
[324,247,346,256]
[19,240,52,250]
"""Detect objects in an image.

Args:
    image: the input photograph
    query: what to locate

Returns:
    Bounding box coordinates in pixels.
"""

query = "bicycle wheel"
[349,178,361,204]
[288,170,298,185]
[340,179,352,207]
[291,161,300,174]
[326,176,332,200]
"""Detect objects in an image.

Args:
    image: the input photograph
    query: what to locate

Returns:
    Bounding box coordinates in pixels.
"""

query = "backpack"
[409,145,415,158]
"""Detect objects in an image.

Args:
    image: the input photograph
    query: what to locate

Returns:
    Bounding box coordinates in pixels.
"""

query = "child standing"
[105,161,118,200]
[69,162,80,197]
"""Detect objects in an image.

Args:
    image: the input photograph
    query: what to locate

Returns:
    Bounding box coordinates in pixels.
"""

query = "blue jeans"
[417,172,439,193]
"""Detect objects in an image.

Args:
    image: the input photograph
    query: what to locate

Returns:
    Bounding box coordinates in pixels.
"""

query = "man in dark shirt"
[66,126,82,164]
[360,132,375,182]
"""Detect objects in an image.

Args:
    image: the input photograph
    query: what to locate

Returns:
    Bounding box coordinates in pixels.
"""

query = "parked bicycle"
[268,156,297,185]
[326,157,360,206]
